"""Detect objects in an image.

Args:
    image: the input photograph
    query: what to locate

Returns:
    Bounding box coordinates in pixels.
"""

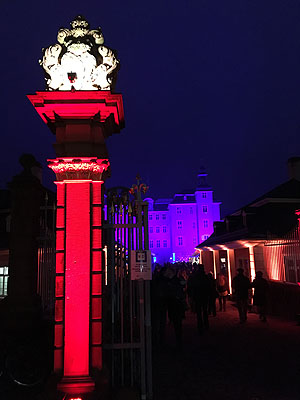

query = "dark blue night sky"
[1,0,300,216]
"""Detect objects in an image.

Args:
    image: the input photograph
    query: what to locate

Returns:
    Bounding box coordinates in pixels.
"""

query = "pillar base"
[57,376,95,395]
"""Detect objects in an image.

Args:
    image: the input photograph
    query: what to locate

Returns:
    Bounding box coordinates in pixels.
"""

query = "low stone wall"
[267,280,300,320]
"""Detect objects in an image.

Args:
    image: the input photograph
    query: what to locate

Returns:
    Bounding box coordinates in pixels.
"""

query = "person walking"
[216,273,229,312]
[232,268,250,323]
[207,272,217,316]
[151,267,168,348]
[251,271,269,322]
[189,264,210,334]
[164,267,186,350]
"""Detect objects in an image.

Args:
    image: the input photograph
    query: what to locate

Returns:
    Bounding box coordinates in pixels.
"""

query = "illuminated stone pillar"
[28,17,124,396]
[27,91,124,396]
[48,158,108,393]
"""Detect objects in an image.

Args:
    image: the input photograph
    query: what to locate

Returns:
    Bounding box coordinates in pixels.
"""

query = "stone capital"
[48,157,109,181]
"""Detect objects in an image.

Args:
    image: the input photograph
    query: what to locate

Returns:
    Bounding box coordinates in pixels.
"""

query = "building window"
[177,220,182,229]
[202,235,209,240]
[193,237,197,245]
[149,227,153,233]
[156,227,160,233]
[156,214,159,220]
[192,222,196,229]
[178,237,183,246]
[163,226,167,233]
[150,240,153,248]
[156,240,160,248]
[0,266,9,298]
[149,214,153,220]
[176,207,181,214]
[203,205,208,213]
[190,207,193,214]
[202,192,206,198]
[162,214,166,220]
[163,240,167,248]
[184,195,187,201]
[203,220,208,228]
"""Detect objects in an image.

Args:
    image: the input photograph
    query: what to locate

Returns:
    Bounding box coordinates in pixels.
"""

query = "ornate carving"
[48,158,110,181]
[40,16,119,91]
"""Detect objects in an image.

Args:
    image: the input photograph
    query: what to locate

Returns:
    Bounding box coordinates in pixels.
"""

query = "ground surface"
[152,302,300,400]
[1,302,299,399]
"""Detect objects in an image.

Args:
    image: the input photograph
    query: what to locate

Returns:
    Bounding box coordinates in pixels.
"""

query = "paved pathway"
[152,302,300,400]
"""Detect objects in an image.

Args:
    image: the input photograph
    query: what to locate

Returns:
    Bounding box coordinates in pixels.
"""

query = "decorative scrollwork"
[40,15,119,91]
[48,158,110,181]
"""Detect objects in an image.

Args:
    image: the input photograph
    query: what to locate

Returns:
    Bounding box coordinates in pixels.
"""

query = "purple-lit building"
[146,170,221,264]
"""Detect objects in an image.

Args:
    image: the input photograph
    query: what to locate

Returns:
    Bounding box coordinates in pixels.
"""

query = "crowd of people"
[151,262,269,350]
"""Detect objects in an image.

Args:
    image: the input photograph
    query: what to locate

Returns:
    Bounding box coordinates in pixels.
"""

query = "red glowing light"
[27,91,125,129]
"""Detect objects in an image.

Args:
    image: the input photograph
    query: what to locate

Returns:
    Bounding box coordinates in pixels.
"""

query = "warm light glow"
[199,250,202,264]
[227,250,232,294]
[248,246,256,282]
[104,245,108,286]
[212,250,217,279]
[264,240,287,281]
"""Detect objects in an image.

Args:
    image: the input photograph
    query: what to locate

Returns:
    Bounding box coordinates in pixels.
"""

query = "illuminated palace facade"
[146,170,221,264]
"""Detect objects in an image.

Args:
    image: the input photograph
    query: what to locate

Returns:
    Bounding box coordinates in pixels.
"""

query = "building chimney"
[288,157,300,181]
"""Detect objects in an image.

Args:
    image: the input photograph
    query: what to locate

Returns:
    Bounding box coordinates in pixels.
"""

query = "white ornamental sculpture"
[40,16,119,91]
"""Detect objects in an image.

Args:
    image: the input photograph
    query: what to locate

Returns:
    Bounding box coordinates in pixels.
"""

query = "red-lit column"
[49,158,108,394]
[27,90,125,396]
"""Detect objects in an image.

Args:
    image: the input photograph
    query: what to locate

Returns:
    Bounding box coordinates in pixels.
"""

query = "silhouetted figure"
[189,264,210,334]
[207,272,217,316]
[232,268,250,323]
[187,264,197,312]
[216,273,229,312]
[165,267,186,350]
[151,267,168,348]
[251,271,269,322]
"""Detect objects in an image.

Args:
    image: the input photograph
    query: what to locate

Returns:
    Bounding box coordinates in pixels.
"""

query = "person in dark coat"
[189,264,210,334]
[207,272,217,317]
[232,268,250,323]
[164,267,186,349]
[151,267,168,348]
[251,271,269,322]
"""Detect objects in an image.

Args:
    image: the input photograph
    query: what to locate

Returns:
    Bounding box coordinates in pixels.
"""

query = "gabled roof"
[197,178,300,249]
[232,179,300,214]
